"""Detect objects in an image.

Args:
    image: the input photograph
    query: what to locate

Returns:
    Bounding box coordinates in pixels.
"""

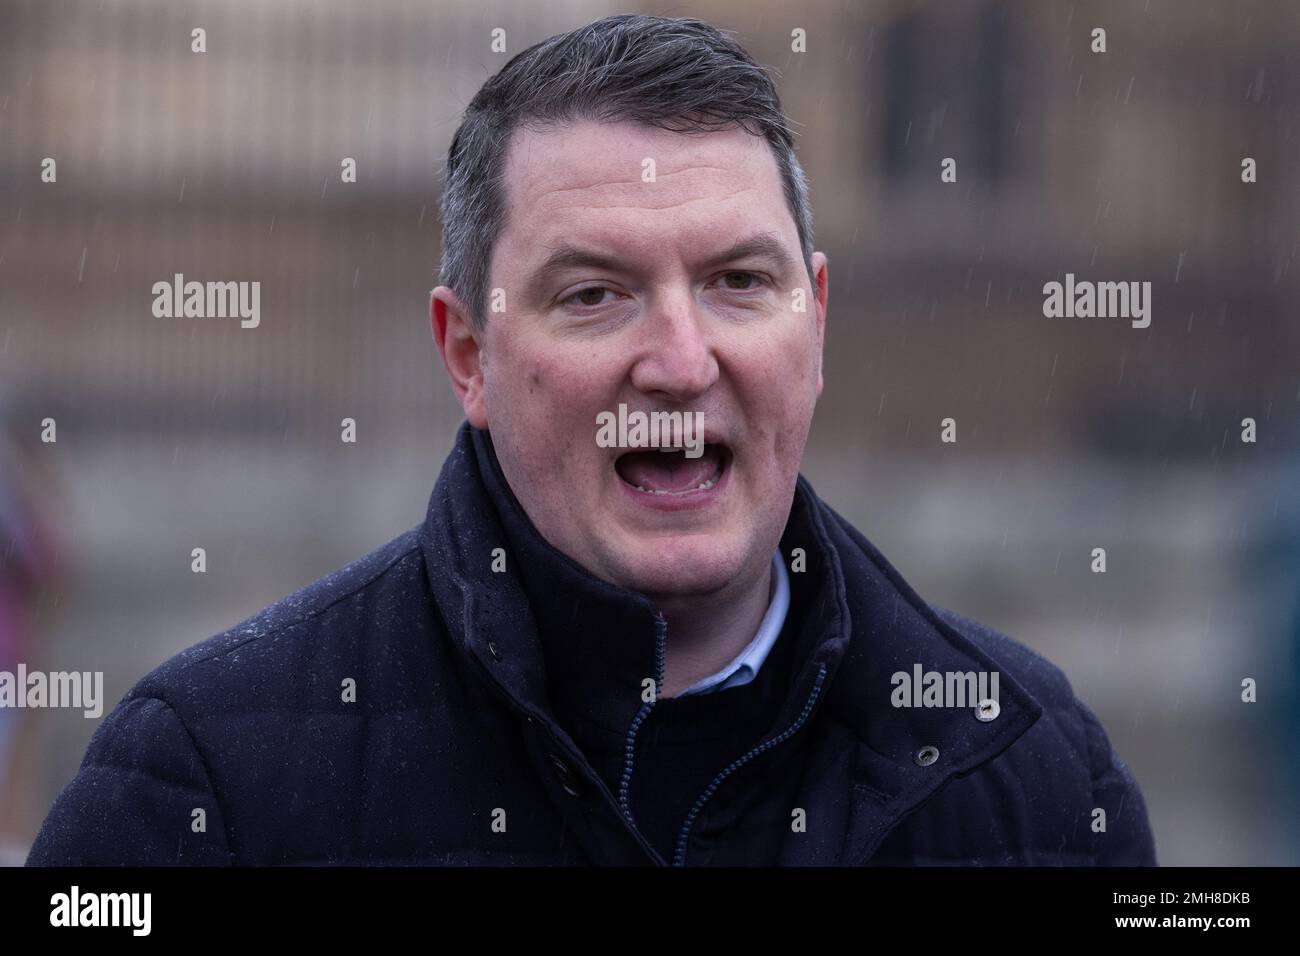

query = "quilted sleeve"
[25,695,234,866]
[1075,695,1158,866]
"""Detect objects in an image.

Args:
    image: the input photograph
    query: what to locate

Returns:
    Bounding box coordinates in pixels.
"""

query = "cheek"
[515,366,602,469]
[752,330,817,405]
[747,335,818,458]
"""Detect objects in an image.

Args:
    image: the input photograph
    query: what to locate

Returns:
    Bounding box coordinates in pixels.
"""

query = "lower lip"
[615,451,732,513]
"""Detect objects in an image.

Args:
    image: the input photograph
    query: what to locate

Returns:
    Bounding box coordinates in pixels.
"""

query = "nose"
[628,291,719,401]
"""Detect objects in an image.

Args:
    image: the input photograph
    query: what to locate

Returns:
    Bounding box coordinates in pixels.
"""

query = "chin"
[605,535,749,598]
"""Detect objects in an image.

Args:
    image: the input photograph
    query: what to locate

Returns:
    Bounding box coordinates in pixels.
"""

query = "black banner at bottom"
[2,866,1285,940]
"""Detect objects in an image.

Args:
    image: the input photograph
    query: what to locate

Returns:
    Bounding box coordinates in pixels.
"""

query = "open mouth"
[614,443,730,496]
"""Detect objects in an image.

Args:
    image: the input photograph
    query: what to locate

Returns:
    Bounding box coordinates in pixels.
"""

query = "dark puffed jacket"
[28,422,1157,866]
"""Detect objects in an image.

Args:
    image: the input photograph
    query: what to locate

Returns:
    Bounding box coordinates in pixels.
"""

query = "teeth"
[623,448,728,497]
[633,473,719,495]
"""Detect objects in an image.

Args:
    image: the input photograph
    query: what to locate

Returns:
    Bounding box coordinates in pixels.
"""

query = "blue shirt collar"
[676,549,790,696]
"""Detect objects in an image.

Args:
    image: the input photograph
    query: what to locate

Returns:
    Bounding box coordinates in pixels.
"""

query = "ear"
[430,286,489,429]
[810,251,828,398]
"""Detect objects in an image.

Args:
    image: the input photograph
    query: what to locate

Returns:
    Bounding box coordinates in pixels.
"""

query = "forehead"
[495,118,794,254]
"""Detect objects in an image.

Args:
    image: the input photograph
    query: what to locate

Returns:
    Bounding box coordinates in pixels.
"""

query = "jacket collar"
[418,421,1043,863]
[418,423,845,735]
[791,497,1046,863]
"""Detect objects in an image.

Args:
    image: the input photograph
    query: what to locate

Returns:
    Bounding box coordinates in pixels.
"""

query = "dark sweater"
[475,427,815,865]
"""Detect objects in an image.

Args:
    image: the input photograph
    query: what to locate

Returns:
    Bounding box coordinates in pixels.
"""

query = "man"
[28,14,1155,866]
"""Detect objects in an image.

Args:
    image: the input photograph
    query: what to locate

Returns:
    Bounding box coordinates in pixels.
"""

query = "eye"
[559,285,618,309]
[716,271,766,291]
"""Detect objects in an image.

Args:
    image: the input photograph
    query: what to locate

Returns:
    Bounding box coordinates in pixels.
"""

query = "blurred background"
[1,0,1297,865]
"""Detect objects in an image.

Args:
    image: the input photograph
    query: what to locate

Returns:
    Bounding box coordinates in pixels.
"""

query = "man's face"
[436,118,827,602]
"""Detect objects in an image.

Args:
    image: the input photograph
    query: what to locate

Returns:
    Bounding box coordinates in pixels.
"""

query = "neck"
[652,558,773,698]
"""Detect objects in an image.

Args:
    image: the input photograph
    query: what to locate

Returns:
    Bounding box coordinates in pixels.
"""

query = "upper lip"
[598,409,730,453]
[612,431,731,453]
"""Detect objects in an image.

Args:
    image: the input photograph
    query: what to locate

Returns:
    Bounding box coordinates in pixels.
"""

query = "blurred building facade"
[1,0,1296,863]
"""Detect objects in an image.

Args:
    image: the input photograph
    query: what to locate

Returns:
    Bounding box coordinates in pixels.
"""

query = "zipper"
[672,660,827,866]
[617,613,667,825]
[616,609,830,866]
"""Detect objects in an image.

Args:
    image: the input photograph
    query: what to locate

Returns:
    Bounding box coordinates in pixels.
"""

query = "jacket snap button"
[975,698,1000,722]
[487,641,501,662]
[914,745,940,767]
[548,753,584,797]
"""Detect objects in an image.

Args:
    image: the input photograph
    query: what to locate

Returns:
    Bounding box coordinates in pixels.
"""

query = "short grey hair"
[437,14,815,334]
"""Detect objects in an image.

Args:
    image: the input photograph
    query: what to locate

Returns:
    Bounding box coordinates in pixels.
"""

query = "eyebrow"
[525,231,798,293]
